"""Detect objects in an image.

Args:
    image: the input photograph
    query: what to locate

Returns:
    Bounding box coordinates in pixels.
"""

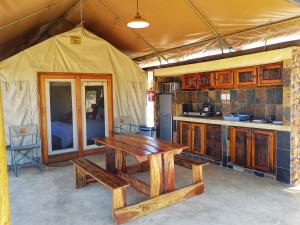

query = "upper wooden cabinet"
[259,63,283,86]
[182,73,198,90]
[197,72,213,89]
[251,130,275,173]
[235,67,258,87]
[213,70,234,88]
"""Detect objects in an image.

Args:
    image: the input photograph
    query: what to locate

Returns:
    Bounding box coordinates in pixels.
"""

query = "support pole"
[0,86,10,225]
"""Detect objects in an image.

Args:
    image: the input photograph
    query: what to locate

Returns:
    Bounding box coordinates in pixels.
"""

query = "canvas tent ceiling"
[1,0,300,68]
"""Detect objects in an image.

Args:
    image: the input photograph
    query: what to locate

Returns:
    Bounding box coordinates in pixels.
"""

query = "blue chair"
[9,125,42,176]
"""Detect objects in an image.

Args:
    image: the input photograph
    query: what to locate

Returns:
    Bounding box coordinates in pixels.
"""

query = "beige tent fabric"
[0,27,147,144]
[1,0,300,66]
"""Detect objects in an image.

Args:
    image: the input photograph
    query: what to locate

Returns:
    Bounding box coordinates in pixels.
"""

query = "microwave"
[162,82,181,93]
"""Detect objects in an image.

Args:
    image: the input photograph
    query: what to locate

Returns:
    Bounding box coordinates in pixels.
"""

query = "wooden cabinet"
[205,124,222,161]
[252,130,275,172]
[197,72,212,89]
[229,128,252,168]
[182,73,198,90]
[213,70,234,88]
[179,122,191,149]
[235,66,258,87]
[259,63,283,86]
[191,123,205,154]
[179,122,221,160]
[229,127,275,173]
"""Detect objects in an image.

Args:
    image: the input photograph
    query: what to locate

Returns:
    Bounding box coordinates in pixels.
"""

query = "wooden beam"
[126,161,149,175]
[114,182,204,224]
[0,84,10,225]
[149,154,163,197]
[75,166,86,188]
[106,148,116,173]
[163,152,175,193]
[116,172,150,196]
[192,165,203,183]
[116,150,126,173]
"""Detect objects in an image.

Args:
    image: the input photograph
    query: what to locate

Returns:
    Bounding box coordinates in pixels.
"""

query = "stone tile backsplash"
[174,86,290,124]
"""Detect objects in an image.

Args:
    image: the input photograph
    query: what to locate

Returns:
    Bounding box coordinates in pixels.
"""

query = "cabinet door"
[229,127,252,168]
[197,72,212,89]
[235,67,258,87]
[182,74,198,90]
[205,124,222,160]
[259,63,283,86]
[179,122,191,150]
[191,123,205,154]
[252,130,275,172]
[214,70,234,88]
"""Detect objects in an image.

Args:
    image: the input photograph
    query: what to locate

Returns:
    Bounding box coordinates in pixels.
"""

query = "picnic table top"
[94,134,189,157]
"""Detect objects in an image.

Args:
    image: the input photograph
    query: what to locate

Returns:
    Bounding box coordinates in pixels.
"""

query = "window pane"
[49,82,74,150]
[85,85,105,146]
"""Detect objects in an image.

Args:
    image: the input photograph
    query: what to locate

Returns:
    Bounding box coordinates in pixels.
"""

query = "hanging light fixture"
[127,0,150,29]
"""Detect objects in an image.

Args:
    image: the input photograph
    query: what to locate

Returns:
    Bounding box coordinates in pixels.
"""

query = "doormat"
[47,160,73,167]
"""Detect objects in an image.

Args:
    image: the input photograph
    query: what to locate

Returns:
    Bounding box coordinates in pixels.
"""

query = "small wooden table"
[94,134,206,224]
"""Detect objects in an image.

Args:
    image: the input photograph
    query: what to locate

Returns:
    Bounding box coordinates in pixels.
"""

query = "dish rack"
[223,114,250,121]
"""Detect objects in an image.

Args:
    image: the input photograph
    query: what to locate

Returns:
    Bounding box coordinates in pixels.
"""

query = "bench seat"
[175,154,208,183]
[71,158,129,190]
[175,154,208,169]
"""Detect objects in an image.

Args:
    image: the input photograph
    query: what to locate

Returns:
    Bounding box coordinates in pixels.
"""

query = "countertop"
[173,116,290,132]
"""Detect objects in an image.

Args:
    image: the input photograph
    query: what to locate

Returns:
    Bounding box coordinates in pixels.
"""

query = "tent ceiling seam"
[0,0,68,31]
[93,0,168,63]
[132,13,300,61]
[185,0,231,53]
[26,0,81,48]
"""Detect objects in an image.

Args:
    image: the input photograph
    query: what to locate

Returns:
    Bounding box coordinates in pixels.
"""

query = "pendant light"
[127,0,150,29]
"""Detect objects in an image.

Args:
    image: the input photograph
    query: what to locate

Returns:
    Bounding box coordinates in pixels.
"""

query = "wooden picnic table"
[95,134,189,195]
[91,134,207,224]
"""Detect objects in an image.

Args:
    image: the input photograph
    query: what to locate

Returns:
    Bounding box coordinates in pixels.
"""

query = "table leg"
[106,148,116,173]
[149,154,163,197]
[163,152,175,193]
[116,150,127,172]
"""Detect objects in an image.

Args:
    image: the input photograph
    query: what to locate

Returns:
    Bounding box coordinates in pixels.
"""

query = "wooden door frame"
[38,72,113,164]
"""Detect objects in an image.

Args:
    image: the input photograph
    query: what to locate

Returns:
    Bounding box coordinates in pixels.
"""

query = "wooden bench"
[174,154,208,183]
[71,158,129,221]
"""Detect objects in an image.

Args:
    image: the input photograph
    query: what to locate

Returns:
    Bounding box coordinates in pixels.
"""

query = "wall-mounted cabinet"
[259,63,283,86]
[235,67,258,87]
[213,70,234,88]
[179,121,221,161]
[179,62,283,90]
[229,127,275,173]
[197,72,213,89]
[182,73,198,90]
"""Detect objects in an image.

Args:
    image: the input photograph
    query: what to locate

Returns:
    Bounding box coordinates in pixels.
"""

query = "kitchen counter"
[173,116,290,131]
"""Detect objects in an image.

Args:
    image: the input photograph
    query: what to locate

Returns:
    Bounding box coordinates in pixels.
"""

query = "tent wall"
[0,27,147,164]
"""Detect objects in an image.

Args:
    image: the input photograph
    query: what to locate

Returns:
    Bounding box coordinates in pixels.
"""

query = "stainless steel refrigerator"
[159,94,172,141]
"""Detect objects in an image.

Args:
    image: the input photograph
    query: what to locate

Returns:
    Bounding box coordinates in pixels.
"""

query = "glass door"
[81,80,108,150]
[45,79,78,155]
